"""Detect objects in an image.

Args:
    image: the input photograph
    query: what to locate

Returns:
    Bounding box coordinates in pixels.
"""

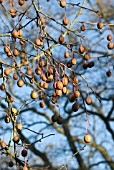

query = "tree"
[0,0,114,169]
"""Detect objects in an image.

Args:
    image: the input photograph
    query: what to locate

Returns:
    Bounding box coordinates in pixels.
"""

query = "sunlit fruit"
[62,76,68,86]
[11,107,17,115]
[74,90,80,98]
[59,35,64,43]
[31,91,38,99]
[55,89,62,96]
[97,21,103,29]
[4,115,10,123]
[13,136,20,143]
[17,79,24,87]
[107,42,113,49]
[86,97,92,105]
[84,53,90,60]
[71,57,76,65]
[80,24,86,31]
[60,0,66,8]
[18,29,23,36]
[107,34,112,41]
[4,68,10,76]
[63,17,69,25]
[16,123,22,130]
[56,81,63,90]
[18,0,25,6]
[69,94,75,102]
[13,48,19,56]
[12,29,18,38]
[78,45,85,54]
[1,141,6,149]
[13,73,18,80]
[4,45,10,53]
[39,101,45,108]
[64,51,70,58]
[84,134,91,143]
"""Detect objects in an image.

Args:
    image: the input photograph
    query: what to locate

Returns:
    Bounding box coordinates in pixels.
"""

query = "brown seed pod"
[74,90,80,98]
[107,34,112,41]
[106,70,112,77]
[20,39,25,45]
[53,82,57,89]
[31,91,38,99]
[18,0,25,6]
[84,53,90,60]
[78,45,85,54]
[16,123,22,130]
[39,101,45,108]
[63,17,69,25]
[39,81,44,87]
[17,79,24,87]
[56,81,63,90]
[9,9,16,18]
[72,103,79,112]
[4,115,10,123]
[67,61,72,68]
[4,68,10,76]
[55,89,62,96]
[13,48,19,56]
[97,21,103,29]
[27,68,32,75]
[35,67,42,75]
[43,82,48,89]
[80,24,86,31]
[18,29,23,37]
[21,58,25,63]
[4,45,10,53]
[47,74,53,81]
[73,77,78,84]
[13,73,18,80]
[84,134,91,143]
[107,42,113,49]
[13,136,20,143]
[64,51,70,58]
[8,161,14,167]
[0,83,5,90]
[62,86,68,94]
[21,149,28,157]
[35,38,41,46]
[51,114,58,122]
[86,97,92,105]
[41,74,47,81]
[40,17,45,23]
[12,29,18,38]
[69,94,75,102]
[9,96,14,103]
[71,57,76,65]
[57,116,63,125]
[52,91,57,97]
[62,76,68,86]
[1,141,6,149]
[60,0,66,8]
[58,35,64,43]
[39,60,45,67]
[7,51,12,57]
[88,61,94,68]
